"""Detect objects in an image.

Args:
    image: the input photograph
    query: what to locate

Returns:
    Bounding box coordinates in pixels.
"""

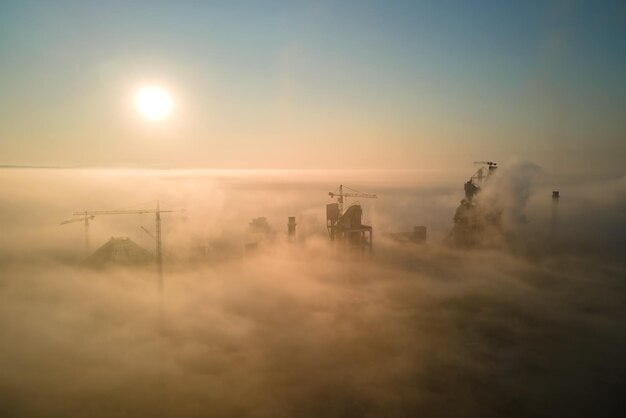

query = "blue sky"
[0,0,624,176]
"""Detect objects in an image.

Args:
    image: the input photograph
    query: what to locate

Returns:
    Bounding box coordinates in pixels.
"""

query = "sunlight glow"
[134,86,173,121]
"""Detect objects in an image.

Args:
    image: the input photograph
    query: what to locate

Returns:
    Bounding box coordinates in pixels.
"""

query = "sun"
[134,86,173,121]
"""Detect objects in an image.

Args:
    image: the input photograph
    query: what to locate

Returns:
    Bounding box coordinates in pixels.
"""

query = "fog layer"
[0,168,625,417]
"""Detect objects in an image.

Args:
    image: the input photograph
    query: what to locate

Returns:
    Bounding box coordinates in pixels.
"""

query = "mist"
[1,167,625,418]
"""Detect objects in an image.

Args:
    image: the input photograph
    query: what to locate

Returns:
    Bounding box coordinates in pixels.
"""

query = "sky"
[0,0,625,175]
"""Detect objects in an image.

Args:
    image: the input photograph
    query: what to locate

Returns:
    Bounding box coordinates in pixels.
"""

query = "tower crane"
[140,225,157,240]
[62,202,184,291]
[140,225,178,262]
[328,184,377,217]
[465,161,498,192]
[60,214,95,254]
[459,160,500,202]
[474,161,497,168]
[472,161,498,180]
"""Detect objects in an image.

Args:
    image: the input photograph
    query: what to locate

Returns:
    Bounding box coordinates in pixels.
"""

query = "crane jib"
[72,209,178,216]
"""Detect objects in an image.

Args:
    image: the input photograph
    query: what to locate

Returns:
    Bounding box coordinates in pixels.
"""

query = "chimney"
[551,190,560,240]
[287,216,297,241]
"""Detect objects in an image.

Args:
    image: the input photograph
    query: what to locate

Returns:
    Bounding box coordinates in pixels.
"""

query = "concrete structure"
[551,190,560,239]
[326,184,377,252]
[81,237,153,269]
[387,225,427,244]
[327,203,373,250]
[245,217,275,254]
[287,216,297,241]
[447,162,503,248]
[410,226,427,243]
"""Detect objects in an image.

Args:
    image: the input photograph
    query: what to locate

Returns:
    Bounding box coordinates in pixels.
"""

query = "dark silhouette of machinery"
[245,217,275,255]
[81,237,153,269]
[327,184,377,250]
[287,216,297,241]
[447,161,502,247]
[248,217,273,238]
[551,190,560,240]
[387,225,427,244]
[464,161,497,200]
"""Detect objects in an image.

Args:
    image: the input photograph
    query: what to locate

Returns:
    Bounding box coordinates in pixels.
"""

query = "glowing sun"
[134,86,173,120]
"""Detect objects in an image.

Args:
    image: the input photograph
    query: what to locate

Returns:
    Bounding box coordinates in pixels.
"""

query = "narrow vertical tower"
[155,201,163,292]
[338,184,344,216]
[551,190,560,240]
[83,213,90,255]
[288,216,297,241]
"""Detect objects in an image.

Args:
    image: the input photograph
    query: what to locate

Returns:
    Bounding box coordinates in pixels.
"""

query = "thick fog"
[0,166,625,417]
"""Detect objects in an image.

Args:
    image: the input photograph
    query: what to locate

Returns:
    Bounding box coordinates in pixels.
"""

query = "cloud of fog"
[471,160,543,251]
[479,160,542,228]
[0,167,625,417]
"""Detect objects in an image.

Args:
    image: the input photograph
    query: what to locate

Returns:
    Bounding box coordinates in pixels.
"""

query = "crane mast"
[60,214,94,254]
[156,202,163,291]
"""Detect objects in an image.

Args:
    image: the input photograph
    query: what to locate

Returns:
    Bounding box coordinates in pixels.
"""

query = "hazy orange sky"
[0,1,624,176]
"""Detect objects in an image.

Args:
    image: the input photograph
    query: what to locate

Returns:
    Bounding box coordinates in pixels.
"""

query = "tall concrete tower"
[551,190,560,240]
[287,216,297,241]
